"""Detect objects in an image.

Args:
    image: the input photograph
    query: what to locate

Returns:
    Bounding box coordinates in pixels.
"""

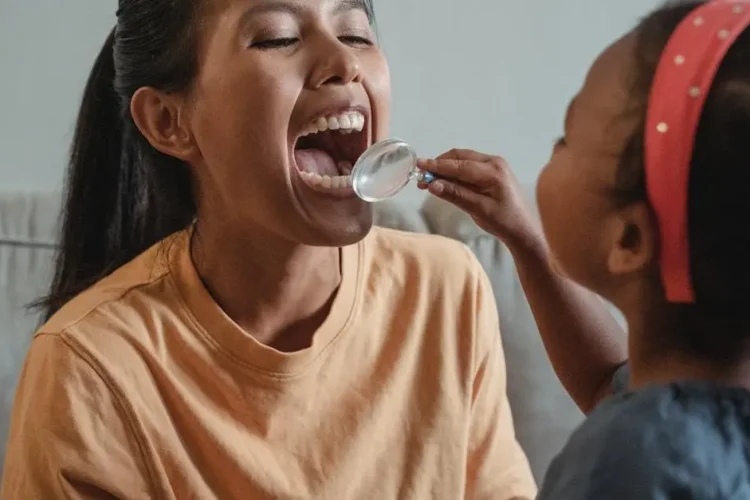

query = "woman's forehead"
[208,0,371,19]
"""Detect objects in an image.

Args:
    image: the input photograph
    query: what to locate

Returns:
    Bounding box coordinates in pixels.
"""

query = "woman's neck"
[191,218,343,352]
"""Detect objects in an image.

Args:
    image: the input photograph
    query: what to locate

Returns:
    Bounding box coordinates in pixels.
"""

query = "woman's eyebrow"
[333,0,368,16]
[237,0,302,33]
[238,0,367,29]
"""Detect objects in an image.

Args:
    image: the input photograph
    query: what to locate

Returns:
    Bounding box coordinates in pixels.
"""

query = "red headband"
[645,0,750,303]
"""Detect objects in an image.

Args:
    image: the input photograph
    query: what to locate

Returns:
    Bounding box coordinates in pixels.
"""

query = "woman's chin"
[303,209,374,247]
[275,200,371,248]
[287,176,374,246]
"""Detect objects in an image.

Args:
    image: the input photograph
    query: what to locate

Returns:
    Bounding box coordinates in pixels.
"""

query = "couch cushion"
[0,191,61,474]
[0,191,61,246]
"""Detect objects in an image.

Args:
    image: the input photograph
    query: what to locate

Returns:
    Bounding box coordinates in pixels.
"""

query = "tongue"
[294,149,339,177]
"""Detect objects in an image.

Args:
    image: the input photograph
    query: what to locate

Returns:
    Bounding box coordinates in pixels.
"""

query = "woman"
[2,0,624,498]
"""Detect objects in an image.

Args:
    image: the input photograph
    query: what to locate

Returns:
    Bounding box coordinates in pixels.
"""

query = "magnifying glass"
[351,138,437,203]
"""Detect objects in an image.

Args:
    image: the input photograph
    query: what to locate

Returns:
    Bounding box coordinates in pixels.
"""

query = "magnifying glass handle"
[417,170,441,184]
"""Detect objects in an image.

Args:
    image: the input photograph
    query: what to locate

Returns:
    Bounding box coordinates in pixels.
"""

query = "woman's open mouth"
[293,110,369,192]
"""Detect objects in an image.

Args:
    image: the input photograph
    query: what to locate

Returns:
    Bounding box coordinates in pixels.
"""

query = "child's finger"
[428,179,489,216]
[435,148,496,163]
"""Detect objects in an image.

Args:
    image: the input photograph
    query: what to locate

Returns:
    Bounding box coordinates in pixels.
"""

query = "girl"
[426,0,750,497]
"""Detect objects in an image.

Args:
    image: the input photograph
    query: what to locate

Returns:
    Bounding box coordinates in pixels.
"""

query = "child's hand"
[420,149,627,413]
[417,149,542,252]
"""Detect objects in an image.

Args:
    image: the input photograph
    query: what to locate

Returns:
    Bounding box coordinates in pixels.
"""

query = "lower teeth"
[300,172,352,189]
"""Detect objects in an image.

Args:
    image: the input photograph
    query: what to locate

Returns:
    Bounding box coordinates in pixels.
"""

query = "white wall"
[0,0,115,191]
[0,0,662,205]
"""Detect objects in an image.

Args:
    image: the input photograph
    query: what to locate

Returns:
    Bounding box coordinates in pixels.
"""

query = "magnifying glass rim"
[351,138,416,202]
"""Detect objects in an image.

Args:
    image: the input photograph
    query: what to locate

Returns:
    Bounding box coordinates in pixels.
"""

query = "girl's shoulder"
[539,381,750,499]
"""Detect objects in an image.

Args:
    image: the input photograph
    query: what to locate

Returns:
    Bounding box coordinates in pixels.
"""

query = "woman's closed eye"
[251,35,373,51]
[251,37,299,50]
[339,35,374,47]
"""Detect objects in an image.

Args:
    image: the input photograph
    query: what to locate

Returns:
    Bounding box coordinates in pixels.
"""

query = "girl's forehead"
[570,33,642,157]
[579,34,638,119]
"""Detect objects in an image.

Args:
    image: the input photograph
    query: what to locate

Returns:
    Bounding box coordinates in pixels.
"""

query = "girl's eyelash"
[555,137,567,148]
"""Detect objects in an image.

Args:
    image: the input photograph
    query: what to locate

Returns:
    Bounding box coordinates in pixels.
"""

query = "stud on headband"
[645,0,750,303]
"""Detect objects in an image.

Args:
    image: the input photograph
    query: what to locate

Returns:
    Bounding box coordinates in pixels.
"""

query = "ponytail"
[34,27,196,321]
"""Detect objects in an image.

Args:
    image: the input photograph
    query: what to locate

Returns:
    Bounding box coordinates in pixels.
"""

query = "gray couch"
[0,189,584,483]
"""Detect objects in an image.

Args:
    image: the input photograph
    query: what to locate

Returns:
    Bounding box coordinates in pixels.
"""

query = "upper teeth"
[301,111,365,137]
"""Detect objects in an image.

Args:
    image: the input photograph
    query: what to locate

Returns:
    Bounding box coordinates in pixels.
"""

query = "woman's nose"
[308,38,362,88]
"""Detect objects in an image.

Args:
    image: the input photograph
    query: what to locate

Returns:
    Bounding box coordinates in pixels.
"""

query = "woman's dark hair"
[614,0,750,361]
[35,0,378,322]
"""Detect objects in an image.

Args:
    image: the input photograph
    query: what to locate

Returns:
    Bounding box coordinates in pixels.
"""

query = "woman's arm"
[418,150,627,413]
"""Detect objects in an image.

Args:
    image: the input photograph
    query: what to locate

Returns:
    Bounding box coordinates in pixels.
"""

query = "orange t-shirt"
[1,227,535,499]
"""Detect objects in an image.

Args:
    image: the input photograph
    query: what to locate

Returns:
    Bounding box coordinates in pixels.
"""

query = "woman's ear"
[606,201,657,276]
[130,86,198,162]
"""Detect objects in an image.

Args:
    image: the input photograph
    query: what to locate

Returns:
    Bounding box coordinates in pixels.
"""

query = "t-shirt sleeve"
[464,254,537,500]
[1,333,155,499]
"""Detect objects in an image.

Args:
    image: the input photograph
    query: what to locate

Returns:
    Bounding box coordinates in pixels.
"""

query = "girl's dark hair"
[35,0,377,322]
[615,0,750,360]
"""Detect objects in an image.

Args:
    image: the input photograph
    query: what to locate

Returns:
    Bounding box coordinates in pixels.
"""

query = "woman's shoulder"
[539,382,750,499]
[38,232,187,340]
